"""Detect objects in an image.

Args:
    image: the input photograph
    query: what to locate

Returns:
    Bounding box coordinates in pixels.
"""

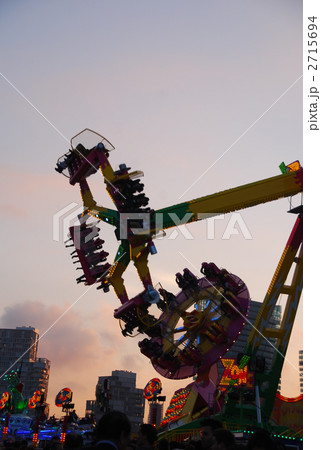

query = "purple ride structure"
[55,129,303,431]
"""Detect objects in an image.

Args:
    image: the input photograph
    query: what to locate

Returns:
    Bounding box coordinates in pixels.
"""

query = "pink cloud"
[1,204,28,218]
[0,300,120,415]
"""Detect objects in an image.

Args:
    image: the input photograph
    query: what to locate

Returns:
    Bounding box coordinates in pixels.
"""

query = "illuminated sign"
[219,358,254,389]
[279,160,301,174]
[144,378,162,400]
[286,160,301,172]
[160,387,191,427]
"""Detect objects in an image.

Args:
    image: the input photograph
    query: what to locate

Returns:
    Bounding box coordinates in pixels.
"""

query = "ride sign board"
[218,358,254,389]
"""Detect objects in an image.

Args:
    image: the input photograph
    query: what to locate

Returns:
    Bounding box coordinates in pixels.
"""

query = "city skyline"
[0,326,50,408]
[0,1,303,417]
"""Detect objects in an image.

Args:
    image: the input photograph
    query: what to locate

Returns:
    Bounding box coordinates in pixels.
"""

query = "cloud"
[0,300,115,368]
[0,296,168,416]
[0,300,122,415]
[1,204,28,218]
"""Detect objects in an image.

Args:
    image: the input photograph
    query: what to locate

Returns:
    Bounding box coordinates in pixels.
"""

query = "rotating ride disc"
[28,390,42,409]
[139,263,250,379]
[55,387,72,407]
[143,378,162,400]
[0,392,9,410]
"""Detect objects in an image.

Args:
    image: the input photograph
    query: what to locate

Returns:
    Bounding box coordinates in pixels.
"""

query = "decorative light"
[219,358,254,388]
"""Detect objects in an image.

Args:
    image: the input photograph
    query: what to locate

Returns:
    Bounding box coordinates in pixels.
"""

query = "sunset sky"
[0,0,304,418]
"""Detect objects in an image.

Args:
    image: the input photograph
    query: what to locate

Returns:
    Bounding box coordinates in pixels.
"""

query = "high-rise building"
[0,327,50,403]
[85,400,96,418]
[147,401,164,427]
[299,349,303,394]
[94,370,145,433]
[217,301,282,378]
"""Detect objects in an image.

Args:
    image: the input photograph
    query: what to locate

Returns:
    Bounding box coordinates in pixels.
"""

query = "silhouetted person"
[89,411,131,450]
[213,429,235,450]
[127,440,138,450]
[18,440,28,450]
[50,435,63,450]
[184,439,200,450]
[65,433,83,449]
[157,439,169,450]
[136,424,157,450]
[168,442,184,450]
[200,418,223,450]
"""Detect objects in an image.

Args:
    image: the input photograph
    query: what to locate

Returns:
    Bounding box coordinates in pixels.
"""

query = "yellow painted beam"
[188,170,302,215]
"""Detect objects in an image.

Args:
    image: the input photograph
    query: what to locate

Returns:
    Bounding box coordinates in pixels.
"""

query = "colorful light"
[29,390,42,409]
[2,427,9,441]
[0,392,9,410]
[219,358,254,388]
[143,378,162,400]
[279,160,301,174]
[276,392,303,403]
[286,160,301,172]
[160,388,191,427]
[32,433,38,447]
[60,415,69,443]
[55,387,72,407]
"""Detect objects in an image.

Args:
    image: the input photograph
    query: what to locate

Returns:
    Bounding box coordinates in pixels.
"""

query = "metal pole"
[255,385,262,424]
[240,390,243,428]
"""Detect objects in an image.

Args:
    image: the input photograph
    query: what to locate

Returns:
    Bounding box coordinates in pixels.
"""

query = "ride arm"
[154,169,303,231]
[77,165,120,227]
[106,243,131,304]
[87,207,119,227]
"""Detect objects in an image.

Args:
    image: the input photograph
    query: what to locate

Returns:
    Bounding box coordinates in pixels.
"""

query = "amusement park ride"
[55,129,303,433]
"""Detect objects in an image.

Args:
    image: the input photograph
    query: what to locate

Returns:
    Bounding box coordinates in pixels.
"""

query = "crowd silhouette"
[0,412,299,450]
